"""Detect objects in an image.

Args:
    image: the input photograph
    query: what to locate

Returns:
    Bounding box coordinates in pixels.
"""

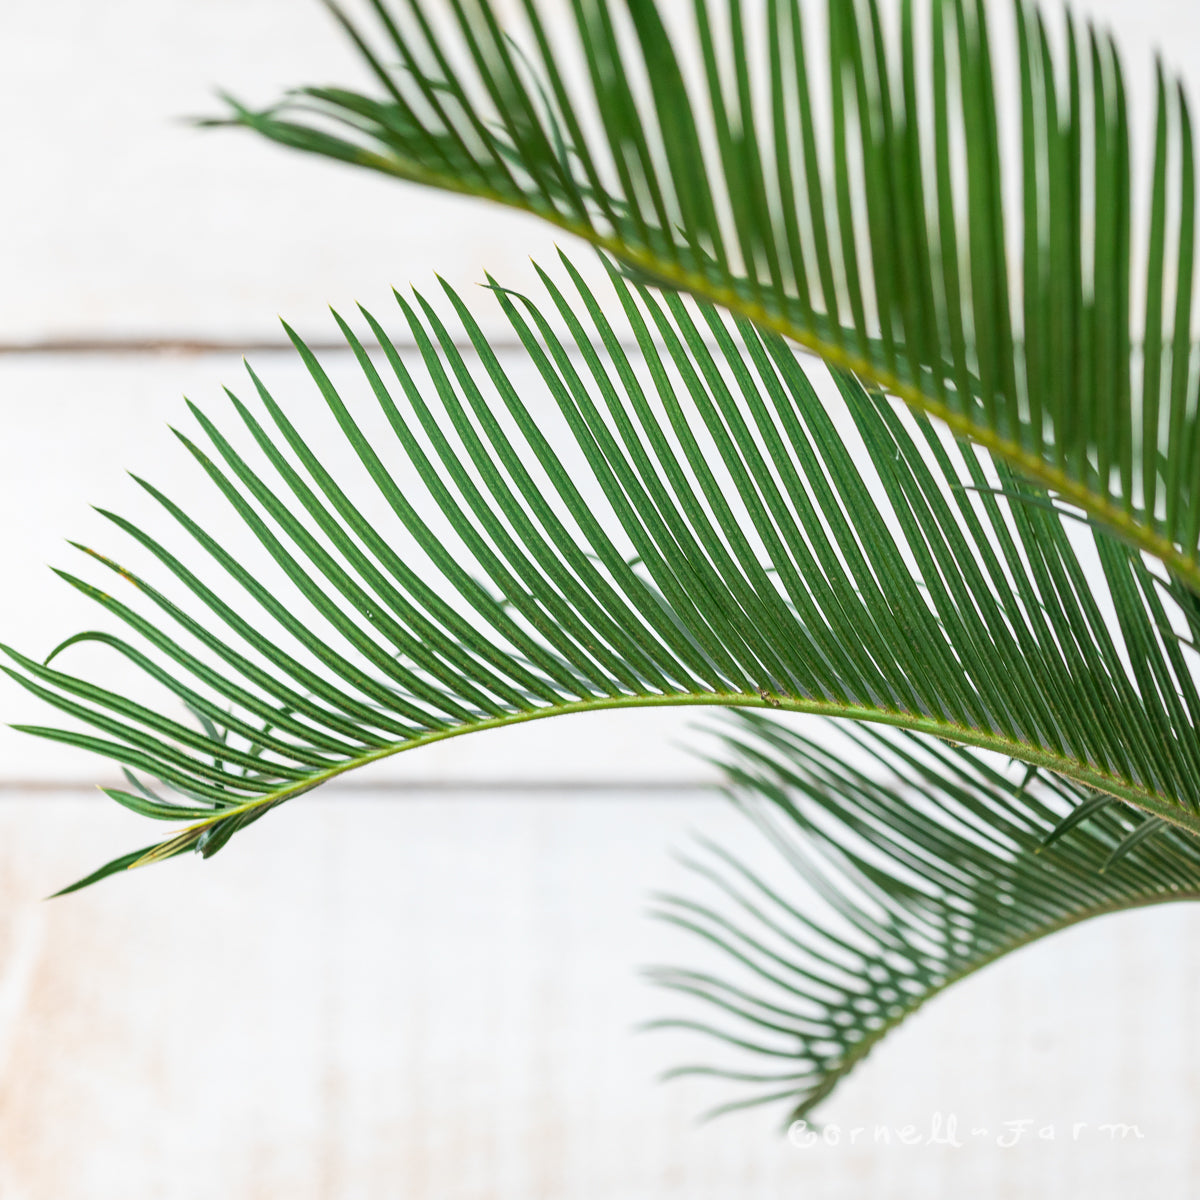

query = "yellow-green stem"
[785,881,1200,1126]
[132,690,1200,869]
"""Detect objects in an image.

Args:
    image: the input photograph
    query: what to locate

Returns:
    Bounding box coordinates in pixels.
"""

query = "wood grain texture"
[0,790,1197,1199]
[0,0,609,345]
[2,0,1194,344]
[4,2,1200,1195]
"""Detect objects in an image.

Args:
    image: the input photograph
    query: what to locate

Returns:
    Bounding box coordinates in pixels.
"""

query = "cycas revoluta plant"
[10,0,1200,1128]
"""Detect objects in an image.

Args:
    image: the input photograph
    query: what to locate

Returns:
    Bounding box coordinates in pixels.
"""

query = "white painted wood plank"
[0,0,611,345]
[0,789,1196,1199]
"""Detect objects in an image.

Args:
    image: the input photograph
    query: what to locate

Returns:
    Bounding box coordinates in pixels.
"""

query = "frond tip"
[648,713,1200,1124]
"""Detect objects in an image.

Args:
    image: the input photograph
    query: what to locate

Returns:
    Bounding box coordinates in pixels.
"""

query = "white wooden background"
[3,1,1200,1196]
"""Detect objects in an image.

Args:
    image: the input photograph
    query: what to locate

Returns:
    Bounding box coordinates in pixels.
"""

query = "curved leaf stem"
[131,690,1200,869]
[787,882,1200,1125]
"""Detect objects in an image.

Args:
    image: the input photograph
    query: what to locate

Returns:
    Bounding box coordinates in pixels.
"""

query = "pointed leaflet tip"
[1039,793,1114,851]
[196,90,258,128]
[45,843,166,898]
[328,308,357,339]
[42,632,90,667]
[1100,817,1167,873]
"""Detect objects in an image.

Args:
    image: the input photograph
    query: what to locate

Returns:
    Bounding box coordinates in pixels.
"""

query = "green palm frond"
[648,711,1200,1124]
[13,0,1200,1134]
[7,259,1200,892]
[213,0,1200,593]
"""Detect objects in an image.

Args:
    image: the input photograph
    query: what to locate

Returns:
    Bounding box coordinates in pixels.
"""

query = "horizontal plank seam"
[0,336,646,357]
[0,778,722,795]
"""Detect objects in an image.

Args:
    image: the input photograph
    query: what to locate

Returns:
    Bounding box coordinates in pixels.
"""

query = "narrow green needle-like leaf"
[213,0,1200,593]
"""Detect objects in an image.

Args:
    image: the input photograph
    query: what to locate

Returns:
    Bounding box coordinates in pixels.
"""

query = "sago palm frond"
[215,0,1200,595]
[7,260,1200,895]
[12,0,1200,1130]
[648,711,1200,1123]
